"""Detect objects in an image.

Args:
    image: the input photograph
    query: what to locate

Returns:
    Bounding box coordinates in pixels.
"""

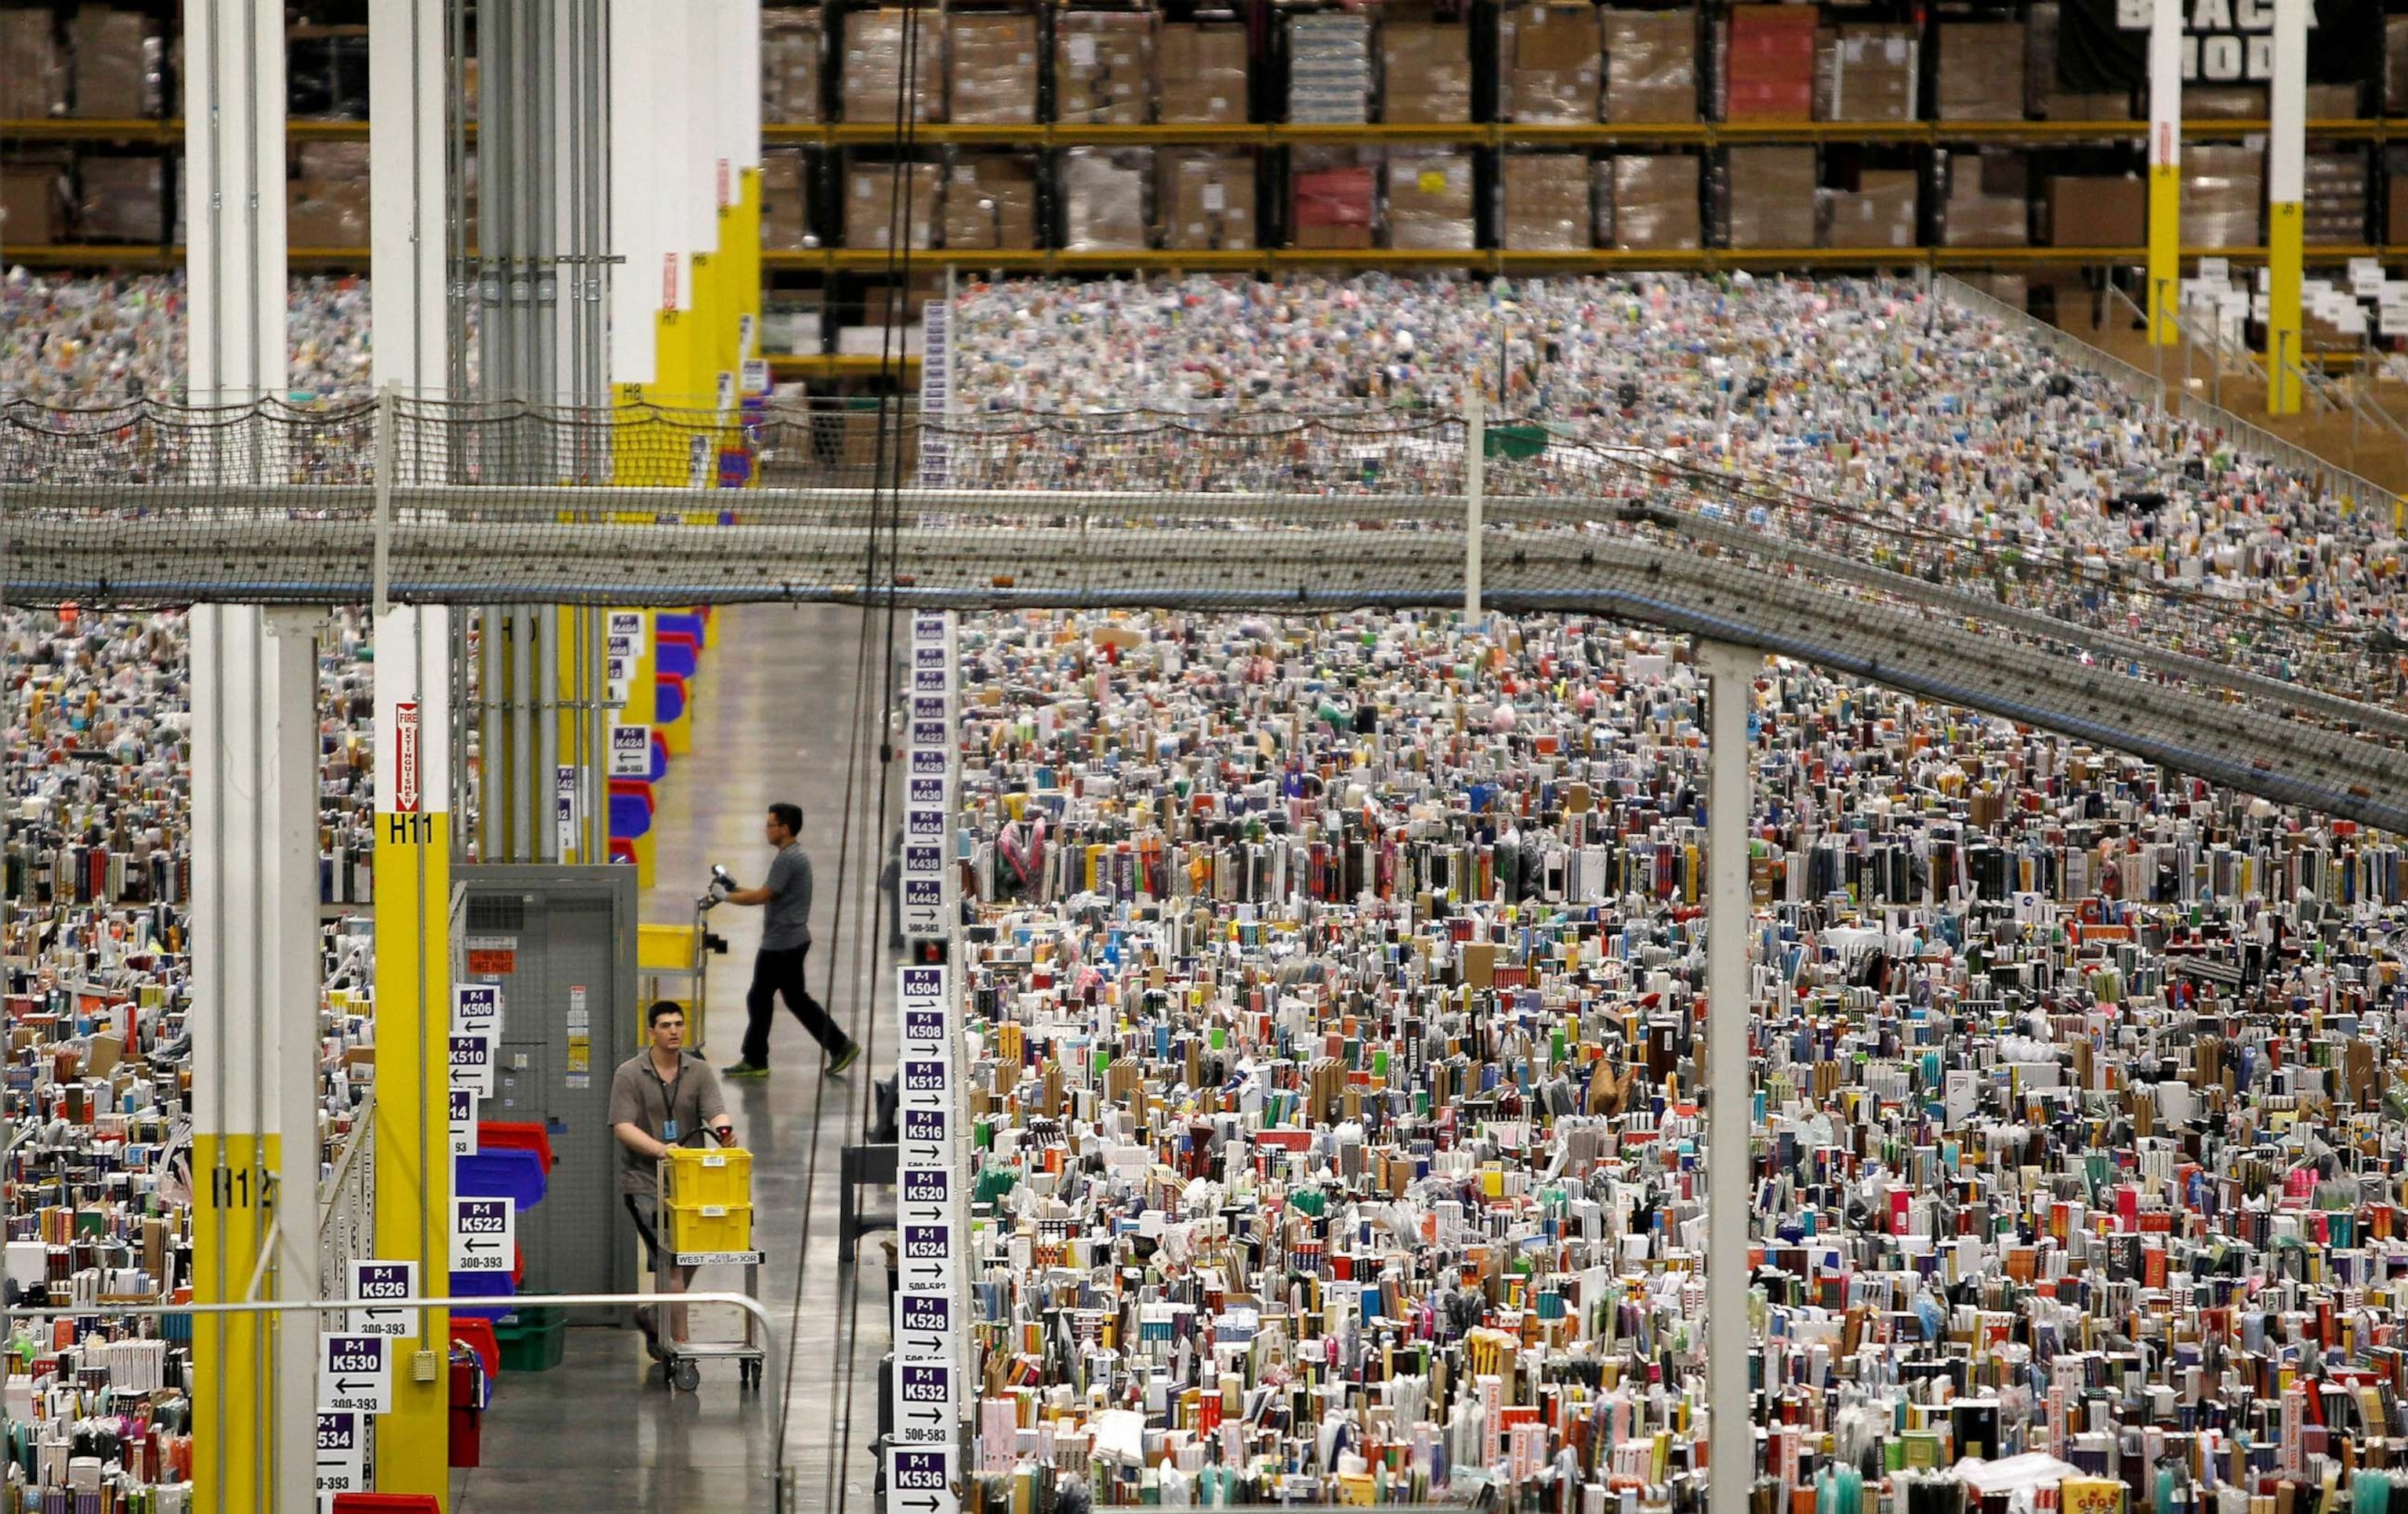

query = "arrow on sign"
[905,1263,948,1286]
[334,1378,379,1395]
[901,1500,946,1513]
[902,1334,945,1355]
[462,1237,501,1255]
[902,1202,947,1223]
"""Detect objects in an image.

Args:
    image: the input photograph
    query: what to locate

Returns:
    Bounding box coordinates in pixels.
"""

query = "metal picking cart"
[655,1140,767,1393]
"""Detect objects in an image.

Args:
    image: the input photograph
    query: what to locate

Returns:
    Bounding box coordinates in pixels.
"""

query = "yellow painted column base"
[191,1132,280,1514]
[2266,199,2305,417]
[2147,161,2181,347]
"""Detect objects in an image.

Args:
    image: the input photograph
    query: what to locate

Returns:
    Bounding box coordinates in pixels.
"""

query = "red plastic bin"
[476,1121,556,1174]
[335,1498,444,1513]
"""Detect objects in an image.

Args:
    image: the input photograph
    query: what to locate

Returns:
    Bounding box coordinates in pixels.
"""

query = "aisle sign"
[448,1032,494,1095]
[894,1291,954,1360]
[451,1197,514,1272]
[901,612,956,942]
[348,1259,417,1338]
[452,983,502,1039]
[898,1056,952,1113]
[318,1334,392,1414]
[899,1164,952,1226]
[315,1412,366,1496]
[893,1362,958,1446]
[606,610,647,661]
[888,1447,961,1514]
[898,1223,959,1292]
[899,1105,952,1169]
[450,1088,479,1157]
[610,723,652,779]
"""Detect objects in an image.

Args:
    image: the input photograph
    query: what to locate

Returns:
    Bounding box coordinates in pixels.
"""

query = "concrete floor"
[452,603,898,1513]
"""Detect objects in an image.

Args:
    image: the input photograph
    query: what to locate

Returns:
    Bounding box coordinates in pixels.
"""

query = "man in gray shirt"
[719,802,859,1078]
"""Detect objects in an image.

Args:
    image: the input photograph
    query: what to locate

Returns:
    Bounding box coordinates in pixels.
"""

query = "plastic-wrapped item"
[1055,10,1153,126]
[1157,149,1255,251]
[1384,148,1474,252]
[1722,145,1815,248]
[844,160,940,250]
[1502,153,1590,251]
[2306,81,2360,118]
[1159,23,1247,123]
[2305,149,2368,246]
[2392,16,2408,114]
[941,153,1038,249]
[288,141,371,248]
[1286,12,1371,125]
[1815,24,1916,124]
[286,23,367,120]
[2,154,68,245]
[3,8,66,119]
[842,9,945,125]
[1498,2,1601,125]
[75,153,161,242]
[1822,167,1916,249]
[1607,153,1699,250]
[1935,21,2023,121]
[2183,84,2264,119]
[1061,147,1151,251]
[2181,143,2262,250]
[761,8,823,125]
[760,148,814,251]
[1603,9,1694,125]
[1940,150,2027,248]
[1721,4,1814,121]
[1290,162,1375,248]
[948,12,1037,127]
[71,5,158,119]
[1382,19,1471,125]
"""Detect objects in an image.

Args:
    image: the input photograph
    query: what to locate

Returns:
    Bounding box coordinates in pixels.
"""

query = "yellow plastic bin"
[661,1146,753,1208]
[664,1201,753,1254]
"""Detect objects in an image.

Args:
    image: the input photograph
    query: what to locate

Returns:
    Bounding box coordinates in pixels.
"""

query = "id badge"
[662,1119,680,1143]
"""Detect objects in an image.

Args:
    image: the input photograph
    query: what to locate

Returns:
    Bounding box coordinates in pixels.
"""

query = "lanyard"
[647,1056,687,1137]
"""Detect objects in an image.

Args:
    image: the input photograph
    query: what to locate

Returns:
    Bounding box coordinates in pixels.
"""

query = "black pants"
[741,943,847,1066]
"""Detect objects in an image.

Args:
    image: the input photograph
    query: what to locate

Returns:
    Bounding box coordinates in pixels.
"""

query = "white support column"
[2146,0,2181,348]
[369,0,448,398]
[608,0,665,389]
[188,607,321,1514]
[2266,0,2307,415]
[1699,639,1760,1514]
[183,0,288,407]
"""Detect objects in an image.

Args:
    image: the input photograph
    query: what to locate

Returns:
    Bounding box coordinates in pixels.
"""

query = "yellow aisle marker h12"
[2265,0,2307,416]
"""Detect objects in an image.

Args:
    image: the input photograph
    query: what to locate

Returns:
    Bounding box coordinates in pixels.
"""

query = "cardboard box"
[1383,20,1472,125]
[1935,21,2024,121]
[2392,16,2408,114]
[1062,146,1151,250]
[288,140,368,247]
[1816,24,1916,123]
[1057,11,1154,126]
[842,9,944,125]
[1292,165,1376,248]
[1503,152,1592,251]
[1942,150,2028,248]
[1159,150,1256,251]
[762,8,822,125]
[1500,2,1602,125]
[1724,145,1815,247]
[2183,85,2262,120]
[949,13,1038,126]
[844,161,940,250]
[2044,175,2145,247]
[76,153,161,242]
[1722,5,1815,122]
[2043,91,2131,121]
[1604,9,1695,124]
[3,9,65,120]
[2392,176,2408,244]
[2181,143,2261,249]
[1822,167,1916,248]
[1384,148,1474,250]
[71,5,155,119]
[2,157,67,245]
[1608,153,1699,250]
[2306,81,2361,118]
[941,154,1038,248]
[1159,24,1248,124]
[2305,150,2367,246]
[760,148,814,250]
[1288,12,1371,124]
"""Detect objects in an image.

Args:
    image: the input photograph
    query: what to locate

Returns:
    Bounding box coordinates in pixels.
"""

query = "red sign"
[466,948,517,975]
[393,701,422,813]
[716,158,731,209]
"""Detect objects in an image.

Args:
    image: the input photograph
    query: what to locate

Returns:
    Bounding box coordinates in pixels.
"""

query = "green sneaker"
[825,1042,861,1077]
[720,1060,770,1080]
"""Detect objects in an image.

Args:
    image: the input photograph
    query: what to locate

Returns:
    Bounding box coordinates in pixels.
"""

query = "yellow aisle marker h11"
[2146,0,2181,348]
[2265,0,2307,416]
[371,607,453,1509]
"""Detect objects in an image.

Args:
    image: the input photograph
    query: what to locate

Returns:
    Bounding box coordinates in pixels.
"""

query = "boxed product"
[75,152,161,241]
[1159,149,1256,250]
[1382,19,1472,125]
[761,8,823,125]
[760,148,814,250]
[2,154,67,245]
[1722,5,1815,121]
[2306,82,2360,118]
[71,5,157,119]
[1503,152,1592,251]
[2,9,65,119]
[1384,148,1475,251]
[941,153,1038,248]
[844,160,940,250]
[1608,152,1699,249]
[1062,147,1151,250]
[1500,2,1602,124]
[2304,150,2366,244]
[2392,16,2408,114]
[1287,12,1371,124]
[1056,10,1154,126]
[2044,174,2144,246]
[1822,166,1916,248]
[1816,24,1916,123]
[2392,175,2408,244]
[1724,145,1815,247]
[2043,90,2131,119]
[1291,163,1376,248]
[1942,150,2028,247]
[2181,143,2261,248]
[948,12,1039,126]
[286,23,367,120]
[1603,9,1695,125]
[1935,21,2023,121]
[842,9,945,125]
[1159,24,1248,124]
[288,140,369,247]
[2183,85,2262,119]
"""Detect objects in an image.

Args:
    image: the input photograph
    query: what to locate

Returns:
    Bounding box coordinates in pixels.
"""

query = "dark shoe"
[825,1041,861,1076]
[721,1060,770,1080]
[636,1309,669,1361]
